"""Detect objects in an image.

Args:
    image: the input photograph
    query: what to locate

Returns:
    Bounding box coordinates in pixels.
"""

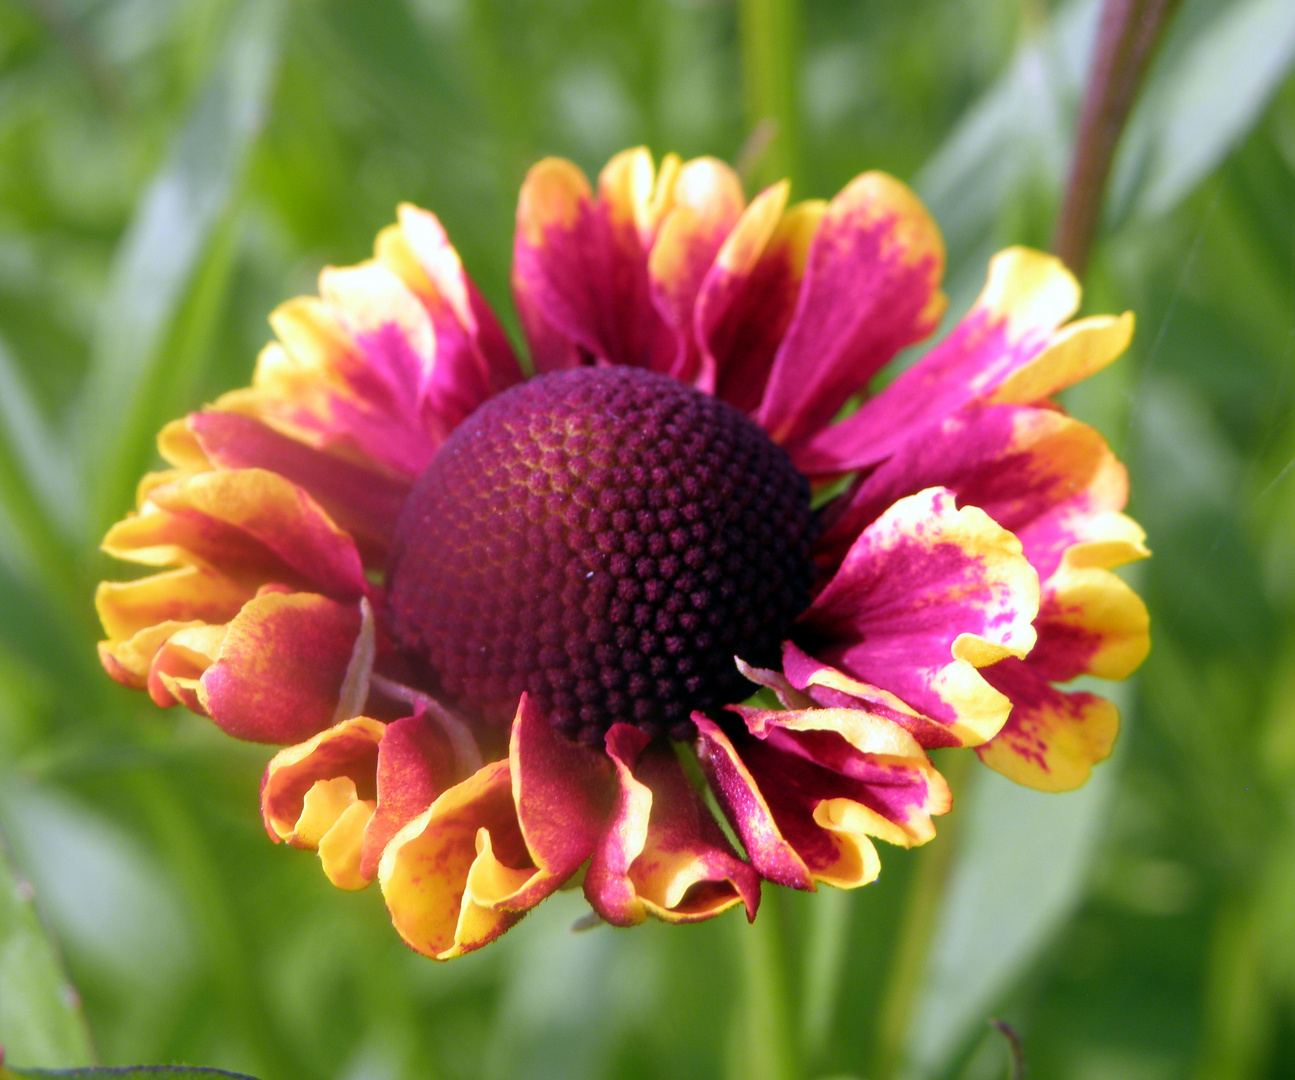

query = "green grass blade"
[0,831,95,1069]
[1114,0,1295,220]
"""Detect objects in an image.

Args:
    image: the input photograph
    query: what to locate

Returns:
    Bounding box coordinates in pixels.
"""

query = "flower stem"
[736,0,801,190]
[1052,0,1182,278]
[735,886,801,1080]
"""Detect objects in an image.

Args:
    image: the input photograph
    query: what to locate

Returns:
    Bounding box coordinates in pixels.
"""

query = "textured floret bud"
[386,366,817,745]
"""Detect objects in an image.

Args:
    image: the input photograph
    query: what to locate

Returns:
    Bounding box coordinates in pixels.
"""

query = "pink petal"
[512,153,674,373]
[977,658,1119,792]
[585,725,759,925]
[699,188,822,412]
[756,172,946,450]
[378,204,524,426]
[693,715,815,890]
[797,248,1133,475]
[187,410,409,560]
[795,487,1039,746]
[243,289,440,480]
[199,591,367,744]
[104,468,367,600]
[646,157,747,383]
[510,693,614,908]
[361,713,458,879]
[779,642,963,750]
[817,405,1127,581]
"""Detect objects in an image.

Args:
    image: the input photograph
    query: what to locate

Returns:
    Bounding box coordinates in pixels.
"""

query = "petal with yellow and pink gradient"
[378,759,532,959]
[103,468,367,600]
[584,724,759,925]
[376,203,523,428]
[977,658,1120,792]
[364,713,459,878]
[698,188,823,413]
[814,403,1149,682]
[378,695,615,960]
[146,621,226,711]
[235,286,440,481]
[755,172,946,451]
[797,248,1134,476]
[727,705,951,850]
[96,565,253,651]
[645,156,746,383]
[695,706,950,891]
[261,716,384,889]
[692,715,816,890]
[776,642,964,750]
[817,405,1130,579]
[512,151,675,373]
[1028,531,1150,684]
[794,487,1039,747]
[510,693,614,909]
[260,713,457,888]
[183,410,409,561]
[199,590,368,744]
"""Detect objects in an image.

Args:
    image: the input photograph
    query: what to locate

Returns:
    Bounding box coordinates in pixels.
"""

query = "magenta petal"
[817,404,1126,582]
[693,715,815,890]
[795,487,1039,745]
[513,158,674,373]
[697,185,817,412]
[780,642,963,750]
[200,592,365,744]
[586,725,759,925]
[361,713,457,879]
[135,469,369,600]
[511,693,614,898]
[389,204,524,429]
[188,411,409,557]
[585,725,655,924]
[756,172,945,449]
[795,249,1132,476]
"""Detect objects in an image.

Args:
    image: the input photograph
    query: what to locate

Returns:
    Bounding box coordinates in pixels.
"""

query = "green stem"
[874,749,975,1080]
[735,887,801,1080]
[1052,0,1182,278]
[736,0,801,189]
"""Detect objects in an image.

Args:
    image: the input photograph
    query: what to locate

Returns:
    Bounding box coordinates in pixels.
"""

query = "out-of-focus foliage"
[0,0,1293,1078]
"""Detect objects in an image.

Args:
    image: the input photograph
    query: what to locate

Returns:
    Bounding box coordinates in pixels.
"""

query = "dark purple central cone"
[385,366,817,746]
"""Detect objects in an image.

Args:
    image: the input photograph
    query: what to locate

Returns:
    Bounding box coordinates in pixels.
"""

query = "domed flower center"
[385,366,817,746]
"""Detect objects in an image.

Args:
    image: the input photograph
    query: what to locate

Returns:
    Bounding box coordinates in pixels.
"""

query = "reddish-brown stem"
[1052,0,1182,278]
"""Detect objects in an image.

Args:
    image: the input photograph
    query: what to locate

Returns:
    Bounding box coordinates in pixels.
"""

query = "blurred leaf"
[0,560,100,697]
[0,1068,258,1079]
[915,0,1095,286]
[902,690,1127,1077]
[0,335,83,620]
[1114,0,1295,221]
[0,334,78,540]
[77,0,285,534]
[0,830,94,1069]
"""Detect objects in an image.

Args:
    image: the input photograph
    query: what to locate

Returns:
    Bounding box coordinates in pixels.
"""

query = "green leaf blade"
[0,832,94,1070]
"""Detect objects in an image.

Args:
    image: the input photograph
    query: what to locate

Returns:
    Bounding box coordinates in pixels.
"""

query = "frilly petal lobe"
[796,487,1040,746]
[585,725,759,925]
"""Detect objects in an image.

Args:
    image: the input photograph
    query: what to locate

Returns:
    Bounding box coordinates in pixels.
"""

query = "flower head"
[97,148,1149,958]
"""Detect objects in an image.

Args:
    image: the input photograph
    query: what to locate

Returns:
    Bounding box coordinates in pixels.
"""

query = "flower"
[97,148,1149,959]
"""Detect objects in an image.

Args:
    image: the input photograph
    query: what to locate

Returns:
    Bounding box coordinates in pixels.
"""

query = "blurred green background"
[2,0,1294,1077]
